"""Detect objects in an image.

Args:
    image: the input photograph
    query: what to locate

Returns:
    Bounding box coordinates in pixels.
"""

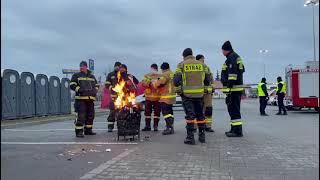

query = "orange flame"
[112,72,136,109]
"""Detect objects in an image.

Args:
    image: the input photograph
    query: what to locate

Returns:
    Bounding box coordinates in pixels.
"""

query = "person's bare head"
[79,61,88,73]
[196,54,205,63]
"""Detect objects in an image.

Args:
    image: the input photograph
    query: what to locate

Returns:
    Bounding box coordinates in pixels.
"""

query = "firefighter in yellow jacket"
[141,64,161,131]
[152,62,176,135]
[174,48,211,145]
[70,61,99,137]
[196,54,214,132]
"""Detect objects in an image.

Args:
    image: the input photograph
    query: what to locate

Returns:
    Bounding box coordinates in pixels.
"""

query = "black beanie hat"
[261,77,266,82]
[277,76,282,81]
[114,61,121,67]
[160,62,170,70]
[151,63,158,70]
[222,41,233,51]
[182,48,193,57]
[196,54,204,60]
[80,61,88,67]
[120,64,127,70]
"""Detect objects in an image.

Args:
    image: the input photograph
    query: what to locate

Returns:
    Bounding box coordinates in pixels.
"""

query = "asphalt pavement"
[1,99,319,180]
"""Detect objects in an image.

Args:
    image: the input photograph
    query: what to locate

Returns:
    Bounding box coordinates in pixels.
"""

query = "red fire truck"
[285,61,319,112]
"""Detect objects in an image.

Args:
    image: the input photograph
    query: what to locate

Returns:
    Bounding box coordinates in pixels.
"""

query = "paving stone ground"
[84,99,319,180]
[2,99,318,180]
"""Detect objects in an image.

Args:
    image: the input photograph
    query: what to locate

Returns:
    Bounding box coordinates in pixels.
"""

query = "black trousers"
[182,96,205,130]
[161,102,173,120]
[107,98,116,130]
[277,94,286,113]
[145,100,161,120]
[259,96,267,114]
[226,93,242,125]
[74,100,95,129]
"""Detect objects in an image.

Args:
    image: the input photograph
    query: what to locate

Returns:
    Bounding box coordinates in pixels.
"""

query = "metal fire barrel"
[116,106,141,141]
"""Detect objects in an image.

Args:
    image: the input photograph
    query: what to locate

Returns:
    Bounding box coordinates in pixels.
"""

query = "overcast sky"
[1,0,319,83]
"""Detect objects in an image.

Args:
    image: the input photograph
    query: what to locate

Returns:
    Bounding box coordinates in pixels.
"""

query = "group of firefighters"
[70,40,287,145]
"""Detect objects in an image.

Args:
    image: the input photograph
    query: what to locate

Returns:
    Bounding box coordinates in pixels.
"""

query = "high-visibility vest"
[276,81,286,93]
[257,82,267,97]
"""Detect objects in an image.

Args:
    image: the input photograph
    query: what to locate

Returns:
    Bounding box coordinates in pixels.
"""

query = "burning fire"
[112,71,136,109]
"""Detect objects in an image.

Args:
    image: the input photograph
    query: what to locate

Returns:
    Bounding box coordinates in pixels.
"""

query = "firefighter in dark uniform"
[257,77,269,116]
[196,54,215,132]
[70,61,99,137]
[105,62,122,132]
[276,76,287,115]
[174,48,211,145]
[221,41,245,137]
[141,64,161,131]
[153,62,176,135]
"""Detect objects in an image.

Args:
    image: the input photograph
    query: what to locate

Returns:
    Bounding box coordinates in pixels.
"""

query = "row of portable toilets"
[1,69,71,120]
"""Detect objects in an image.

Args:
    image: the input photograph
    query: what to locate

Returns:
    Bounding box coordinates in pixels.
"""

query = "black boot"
[75,129,84,138]
[184,129,195,145]
[108,124,114,132]
[162,119,174,135]
[84,128,96,135]
[225,125,243,137]
[283,111,287,115]
[153,118,159,131]
[205,127,214,132]
[225,125,234,135]
[198,128,206,143]
[142,118,151,131]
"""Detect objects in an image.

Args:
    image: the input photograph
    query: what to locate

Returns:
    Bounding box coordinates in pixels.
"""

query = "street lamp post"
[259,49,269,78]
[304,0,319,61]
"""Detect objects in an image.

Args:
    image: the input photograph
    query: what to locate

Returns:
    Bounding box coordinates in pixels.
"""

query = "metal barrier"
[48,76,61,115]
[35,74,49,116]
[19,72,36,118]
[60,78,71,114]
[1,69,20,119]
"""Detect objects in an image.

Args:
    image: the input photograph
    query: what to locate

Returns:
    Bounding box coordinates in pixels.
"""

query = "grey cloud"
[1,0,319,83]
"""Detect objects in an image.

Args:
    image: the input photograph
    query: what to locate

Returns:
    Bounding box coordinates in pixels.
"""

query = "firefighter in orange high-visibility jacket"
[152,62,176,135]
[174,48,211,145]
[141,64,161,131]
[70,61,99,138]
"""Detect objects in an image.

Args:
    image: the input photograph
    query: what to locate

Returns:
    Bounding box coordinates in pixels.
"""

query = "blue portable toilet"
[48,76,61,115]
[19,72,36,118]
[2,69,20,119]
[60,78,71,114]
[35,74,49,116]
